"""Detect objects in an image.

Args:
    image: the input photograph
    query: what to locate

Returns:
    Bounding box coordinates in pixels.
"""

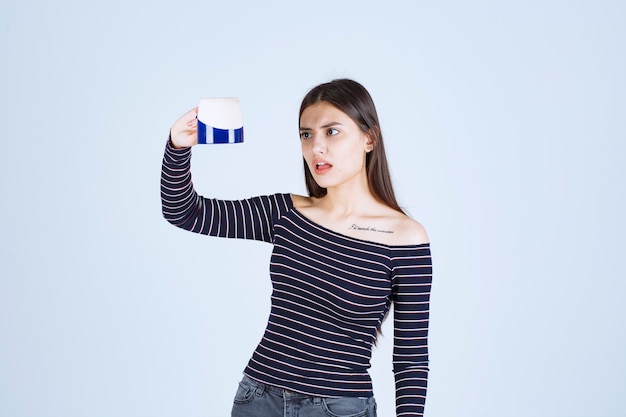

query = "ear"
[365,127,378,153]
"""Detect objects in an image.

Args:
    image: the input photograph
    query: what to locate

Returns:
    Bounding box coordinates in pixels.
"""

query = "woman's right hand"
[170,107,199,148]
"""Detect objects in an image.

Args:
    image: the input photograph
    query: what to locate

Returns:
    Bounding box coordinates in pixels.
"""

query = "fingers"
[184,107,199,127]
[170,107,200,148]
[172,107,198,132]
[174,107,198,127]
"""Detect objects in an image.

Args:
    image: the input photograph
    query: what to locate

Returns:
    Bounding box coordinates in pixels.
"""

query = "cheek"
[301,144,311,160]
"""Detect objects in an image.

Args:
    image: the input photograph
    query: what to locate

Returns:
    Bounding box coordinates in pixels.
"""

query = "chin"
[311,176,336,189]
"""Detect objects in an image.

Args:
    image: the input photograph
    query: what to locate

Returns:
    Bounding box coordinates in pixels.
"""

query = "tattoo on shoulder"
[349,224,394,234]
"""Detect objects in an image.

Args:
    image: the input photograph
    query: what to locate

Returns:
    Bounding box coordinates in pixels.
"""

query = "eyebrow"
[299,122,344,131]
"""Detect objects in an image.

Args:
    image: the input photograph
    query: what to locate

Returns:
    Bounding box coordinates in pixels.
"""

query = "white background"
[1,1,625,416]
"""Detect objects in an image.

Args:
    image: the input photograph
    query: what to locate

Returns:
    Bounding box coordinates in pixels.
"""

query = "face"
[299,101,373,191]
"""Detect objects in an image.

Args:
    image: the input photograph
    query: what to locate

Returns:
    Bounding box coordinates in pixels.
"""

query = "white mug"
[197,97,244,144]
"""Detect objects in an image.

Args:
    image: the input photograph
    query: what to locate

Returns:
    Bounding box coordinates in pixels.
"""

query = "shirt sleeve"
[160,140,292,242]
[391,244,432,416]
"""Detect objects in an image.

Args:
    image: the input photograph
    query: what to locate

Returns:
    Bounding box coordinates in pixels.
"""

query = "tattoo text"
[350,224,394,234]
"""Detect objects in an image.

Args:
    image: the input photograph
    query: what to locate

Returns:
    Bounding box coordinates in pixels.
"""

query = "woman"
[161,79,432,417]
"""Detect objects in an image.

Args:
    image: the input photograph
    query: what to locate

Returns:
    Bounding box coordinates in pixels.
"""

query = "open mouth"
[314,162,332,174]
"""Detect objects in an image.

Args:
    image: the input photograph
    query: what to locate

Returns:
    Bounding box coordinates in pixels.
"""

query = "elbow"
[393,360,430,374]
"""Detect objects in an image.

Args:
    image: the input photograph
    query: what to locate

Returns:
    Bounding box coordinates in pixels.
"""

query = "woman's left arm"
[391,244,433,417]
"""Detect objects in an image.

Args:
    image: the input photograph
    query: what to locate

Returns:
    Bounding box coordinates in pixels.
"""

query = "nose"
[311,135,326,155]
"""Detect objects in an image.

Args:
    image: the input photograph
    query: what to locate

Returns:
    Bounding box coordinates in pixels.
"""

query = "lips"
[313,160,333,174]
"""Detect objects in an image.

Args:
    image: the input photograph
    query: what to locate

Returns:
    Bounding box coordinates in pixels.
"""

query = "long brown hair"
[299,79,404,213]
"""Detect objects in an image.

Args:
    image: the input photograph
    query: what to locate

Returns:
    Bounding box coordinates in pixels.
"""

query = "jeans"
[231,375,377,417]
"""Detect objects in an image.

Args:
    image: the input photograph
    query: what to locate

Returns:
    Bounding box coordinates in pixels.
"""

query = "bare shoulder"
[289,194,429,246]
[391,214,429,246]
[290,193,316,209]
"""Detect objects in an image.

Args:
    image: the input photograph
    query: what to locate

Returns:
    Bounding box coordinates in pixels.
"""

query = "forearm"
[394,364,429,416]
[160,139,200,231]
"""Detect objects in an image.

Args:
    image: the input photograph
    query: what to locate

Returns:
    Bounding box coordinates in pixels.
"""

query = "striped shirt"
[161,142,432,416]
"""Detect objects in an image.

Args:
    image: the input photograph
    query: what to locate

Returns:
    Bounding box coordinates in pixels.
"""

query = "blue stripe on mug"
[234,128,244,143]
[197,121,244,144]
[196,119,205,144]
[213,128,229,144]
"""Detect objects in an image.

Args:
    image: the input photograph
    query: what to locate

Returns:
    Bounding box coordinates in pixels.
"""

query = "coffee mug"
[197,97,244,144]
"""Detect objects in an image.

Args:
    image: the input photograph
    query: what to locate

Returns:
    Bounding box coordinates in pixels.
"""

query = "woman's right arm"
[160,108,289,243]
[161,107,200,229]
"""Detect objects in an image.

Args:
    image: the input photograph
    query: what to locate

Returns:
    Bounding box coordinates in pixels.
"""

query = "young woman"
[161,79,432,417]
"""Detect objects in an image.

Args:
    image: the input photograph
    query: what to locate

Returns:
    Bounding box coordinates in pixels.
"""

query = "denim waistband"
[242,374,309,397]
[241,374,374,400]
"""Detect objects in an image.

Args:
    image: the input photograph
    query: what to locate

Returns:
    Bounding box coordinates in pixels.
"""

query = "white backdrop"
[1,1,625,416]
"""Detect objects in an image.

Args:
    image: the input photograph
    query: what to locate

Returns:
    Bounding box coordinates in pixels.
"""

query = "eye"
[300,131,312,140]
[327,128,339,136]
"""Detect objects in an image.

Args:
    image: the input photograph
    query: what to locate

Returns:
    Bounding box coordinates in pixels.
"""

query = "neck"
[318,173,377,216]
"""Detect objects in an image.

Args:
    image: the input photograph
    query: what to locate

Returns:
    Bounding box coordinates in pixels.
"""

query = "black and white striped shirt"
[161,142,432,416]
